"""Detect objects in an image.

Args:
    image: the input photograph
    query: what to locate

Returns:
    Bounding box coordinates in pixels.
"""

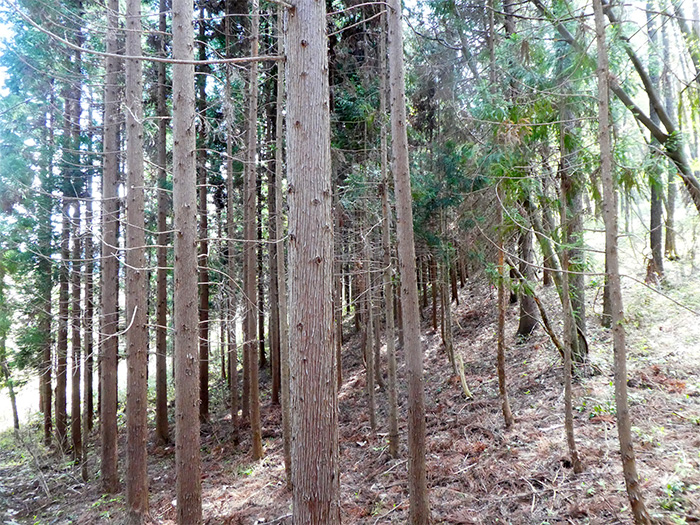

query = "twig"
[372,498,408,524]
[259,513,292,524]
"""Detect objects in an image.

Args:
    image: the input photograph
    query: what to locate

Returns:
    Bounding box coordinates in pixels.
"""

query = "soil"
[2,247,700,524]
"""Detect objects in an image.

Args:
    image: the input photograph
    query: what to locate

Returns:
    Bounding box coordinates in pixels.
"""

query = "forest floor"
[2,240,700,524]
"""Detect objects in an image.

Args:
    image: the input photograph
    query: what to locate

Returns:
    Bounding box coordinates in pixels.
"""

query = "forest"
[0,0,699,522]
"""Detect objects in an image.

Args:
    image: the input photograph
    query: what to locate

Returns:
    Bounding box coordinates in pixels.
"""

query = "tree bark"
[662,21,678,260]
[274,3,292,484]
[594,2,652,522]
[225,0,239,446]
[173,0,202,519]
[244,0,263,460]
[84,170,94,437]
[647,1,664,282]
[70,200,82,464]
[286,0,341,517]
[387,0,430,520]
[155,0,169,446]
[197,10,210,421]
[497,190,515,430]
[124,0,150,516]
[56,197,70,451]
[364,231,376,432]
[100,0,121,493]
[516,225,538,338]
[379,14,399,458]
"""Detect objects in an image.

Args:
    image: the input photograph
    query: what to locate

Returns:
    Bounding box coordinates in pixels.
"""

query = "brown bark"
[496,191,515,430]
[647,2,664,282]
[379,15,399,457]
[197,10,210,421]
[70,202,82,463]
[84,178,94,436]
[173,0,202,519]
[124,0,150,516]
[244,0,263,459]
[225,0,239,446]
[100,0,121,493]
[364,233,376,431]
[274,5,292,484]
[56,198,70,451]
[286,0,341,517]
[516,225,538,338]
[387,0,430,519]
[594,1,651,521]
[155,0,169,446]
[662,21,678,260]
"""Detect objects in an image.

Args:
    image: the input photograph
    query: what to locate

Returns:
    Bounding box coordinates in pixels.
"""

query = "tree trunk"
[70,200,82,464]
[379,14,399,458]
[364,232,376,431]
[84,172,94,436]
[662,21,678,260]
[38,98,53,444]
[0,348,19,432]
[244,0,263,460]
[173,0,202,518]
[225,0,239,446]
[100,0,121,493]
[197,11,210,421]
[647,1,664,282]
[387,0,430,520]
[269,133,280,404]
[155,0,169,446]
[594,2,652,521]
[497,190,515,430]
[124,0,149,516]
[56,198,70,451]
[559,83,587,357]
[274,4,292,484]
[286,0,341,517]
[516,225,538,338]
[257,175,266,369]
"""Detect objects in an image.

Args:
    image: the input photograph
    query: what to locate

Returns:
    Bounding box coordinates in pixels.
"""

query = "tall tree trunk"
[225,0,239,445]
[100,0,121,493]
[155,0,169,446]
[173,0,202,519]
[364,232,376,431]
[560,237,582,473]
[496,189,515,430]
[68,3,84,463]
[379,13,399,456]
[286,0,340,518]
[257,175,266,369]
[70,200,82,464]
[244,0,263,460]
[124,0,149,517]
[39,173,53,444]
[377,14,399,457]
[56,198,70,451]
[647,0,664,282]
[274,3,292,485]
[84,166,94,437]
[559,78,587,358]
[387,0,430,520]
[662,21,678,260]
[268,123,281,404]
[197,10,210,421]
[594,2,651,522]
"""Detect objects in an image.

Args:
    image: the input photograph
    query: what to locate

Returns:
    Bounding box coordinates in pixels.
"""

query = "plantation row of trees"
[0,0,699,522]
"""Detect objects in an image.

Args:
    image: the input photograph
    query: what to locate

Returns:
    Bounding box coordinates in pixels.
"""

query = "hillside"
[2,247,700,524]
